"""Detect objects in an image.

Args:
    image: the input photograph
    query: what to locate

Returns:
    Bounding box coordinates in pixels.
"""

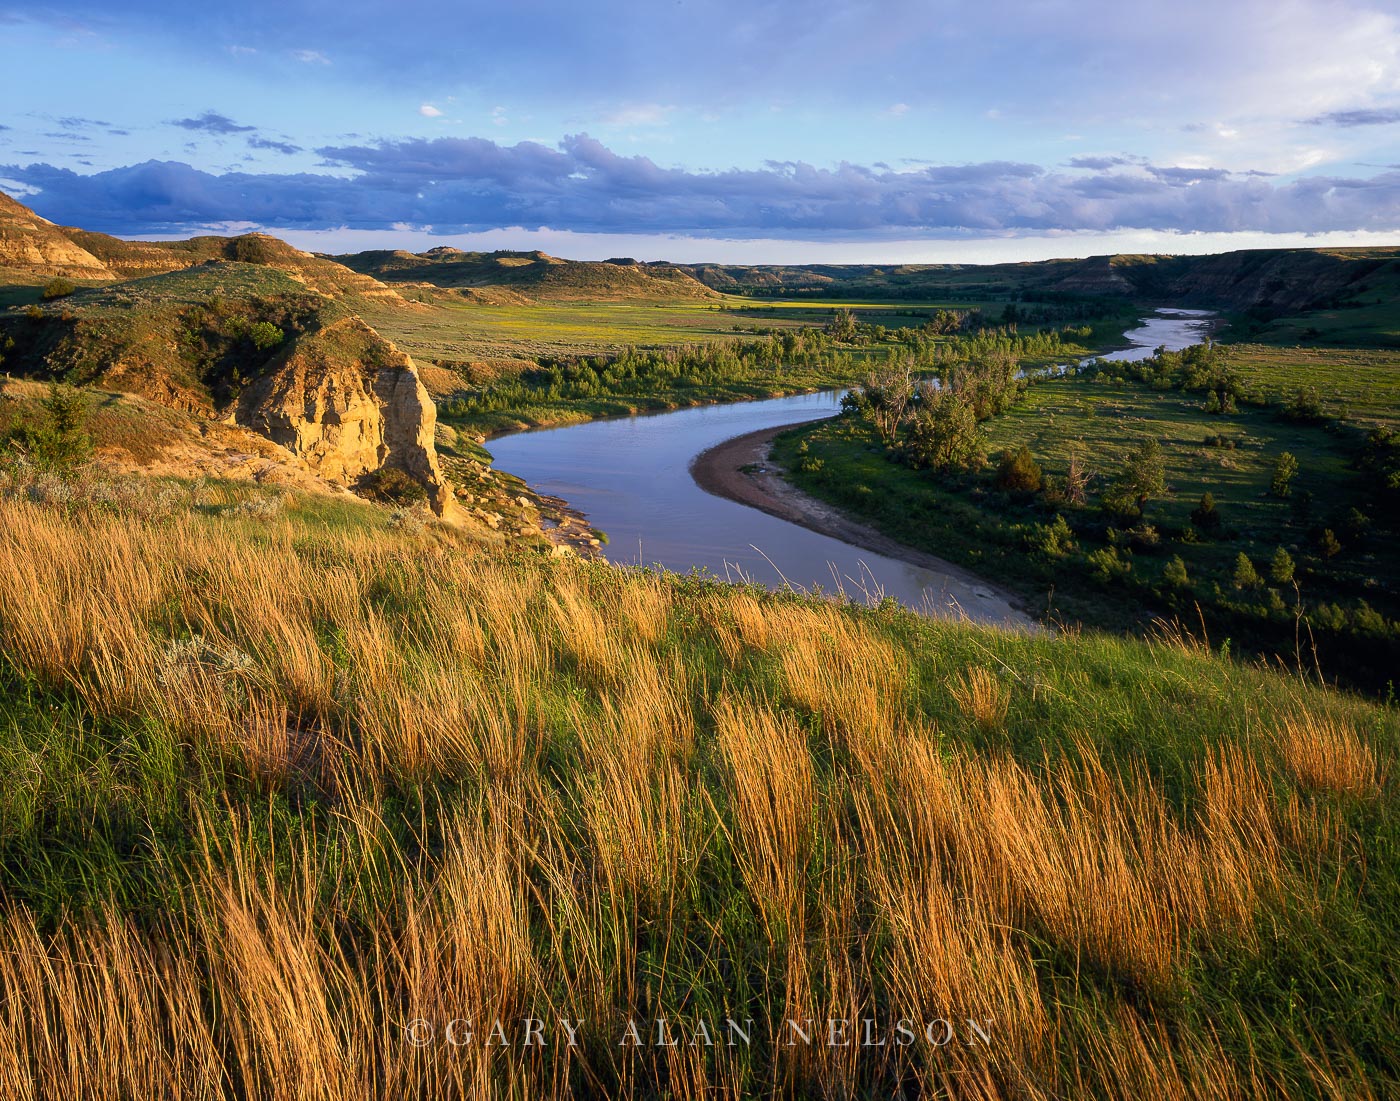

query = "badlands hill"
[0,193,454,512]
[676,245,1400,315]
[334,247,720,303]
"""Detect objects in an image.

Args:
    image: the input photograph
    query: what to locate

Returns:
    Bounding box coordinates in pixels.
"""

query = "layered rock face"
[0,192,112,277]
[235,317,455,515]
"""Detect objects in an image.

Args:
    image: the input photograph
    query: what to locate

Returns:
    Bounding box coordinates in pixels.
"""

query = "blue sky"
[2,0,1399,261]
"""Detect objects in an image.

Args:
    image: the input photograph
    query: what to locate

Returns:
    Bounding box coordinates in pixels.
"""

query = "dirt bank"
[690,423,1038,630]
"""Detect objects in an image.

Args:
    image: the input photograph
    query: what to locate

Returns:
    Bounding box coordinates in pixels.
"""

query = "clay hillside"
[674,245,1400,314]
[334,247,720,303]
[0,191,459,515]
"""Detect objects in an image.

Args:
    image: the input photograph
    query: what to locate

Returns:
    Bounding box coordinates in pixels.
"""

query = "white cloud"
[292,49,330,65]
[419,104,444,118]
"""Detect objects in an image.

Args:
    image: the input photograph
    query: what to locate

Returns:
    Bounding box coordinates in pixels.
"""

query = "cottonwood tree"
[901,390,983,473]
[857,357,915,446]
[1106,438,1167,519]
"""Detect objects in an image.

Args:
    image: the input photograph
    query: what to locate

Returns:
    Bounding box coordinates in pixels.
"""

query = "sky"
[2,0,1400,263]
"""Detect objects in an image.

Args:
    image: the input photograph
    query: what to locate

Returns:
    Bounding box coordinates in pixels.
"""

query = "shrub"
[1087,545,1131,582]
[1316,528,1342,560]
[1163,555,1190,588]
[995,445,1043,493]
[1029,514,1077,559]
[1269,547,1295,585]
[246,321,285,351]
[1191,492,1222,533]
[1270,452,1298,498]
[1233,553,1263,590]
[5,383,92,472]
[1283,386,1324,422]
[358,467,427,505]
[40,277,77,300]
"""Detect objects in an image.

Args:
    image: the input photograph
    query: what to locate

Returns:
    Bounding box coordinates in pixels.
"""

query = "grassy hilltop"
[0,487,1396,1098]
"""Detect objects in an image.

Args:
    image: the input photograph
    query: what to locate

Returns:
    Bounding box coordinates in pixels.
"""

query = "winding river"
[486,309,1215,624]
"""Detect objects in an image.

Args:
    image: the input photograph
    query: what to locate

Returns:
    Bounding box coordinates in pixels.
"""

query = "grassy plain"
[0,485,1396,1097]
[1220,343,1400,429]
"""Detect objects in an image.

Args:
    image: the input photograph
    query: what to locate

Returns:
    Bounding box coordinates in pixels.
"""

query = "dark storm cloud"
[171,111,256,135]
[1306,107,1400,127]
[5,135,1400,238]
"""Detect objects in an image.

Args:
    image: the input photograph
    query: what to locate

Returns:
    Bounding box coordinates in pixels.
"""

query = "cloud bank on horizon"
[1,0,1399,259]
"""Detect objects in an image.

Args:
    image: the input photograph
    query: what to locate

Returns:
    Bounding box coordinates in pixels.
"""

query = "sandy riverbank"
[689,423,1039,629]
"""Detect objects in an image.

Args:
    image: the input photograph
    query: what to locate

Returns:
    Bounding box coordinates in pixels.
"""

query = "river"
[486,308,1215,622]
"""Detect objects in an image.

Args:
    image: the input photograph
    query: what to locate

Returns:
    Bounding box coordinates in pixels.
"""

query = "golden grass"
[1278,711,1383,801]
[0,497,1392,1098]
[951,665,1011,732]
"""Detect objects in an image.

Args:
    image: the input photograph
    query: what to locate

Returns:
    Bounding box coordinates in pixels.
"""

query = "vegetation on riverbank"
[423,311,1131,437]
[775,341,1400,691]
[0,482,1396,1098]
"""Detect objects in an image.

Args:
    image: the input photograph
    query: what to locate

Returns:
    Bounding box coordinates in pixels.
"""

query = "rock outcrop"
[236,316,455,515]
[0,192,112,277]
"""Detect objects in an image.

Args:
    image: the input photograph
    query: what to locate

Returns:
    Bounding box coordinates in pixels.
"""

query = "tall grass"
[0,495,1395,1097]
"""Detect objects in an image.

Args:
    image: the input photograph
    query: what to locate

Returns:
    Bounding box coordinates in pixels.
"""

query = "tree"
[1191,492,1222,532]
[995,445,1042,493]
[1107,438,1167,519]
[1269,547,1295,585]
[1233,553,1263,590]
[1163,555,1190,588]
[900,390,983,473]
[1270,451,1298,498]
[854,357,915,446]
[7,382,92,472]
[1317,528,1342,560]
[825,308,859,343]
[1064,445,1090,506]
[41,277,76,300]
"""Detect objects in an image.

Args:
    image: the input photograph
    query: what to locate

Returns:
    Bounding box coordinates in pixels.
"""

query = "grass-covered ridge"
[0,489,1395,1098]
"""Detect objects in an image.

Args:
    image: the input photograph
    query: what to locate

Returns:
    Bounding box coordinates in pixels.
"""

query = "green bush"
[358,467,427,505]
[1270,451,1298,498]
[1087,545,1131,582]
[1190,492,1222,533]
[246,321,285,351]
[4,383,92,472]
[1233,553,1263,591]
[40,277,77,300]
[995,444,1043,493]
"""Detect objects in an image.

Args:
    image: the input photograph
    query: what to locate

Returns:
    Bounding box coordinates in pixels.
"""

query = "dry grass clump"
[714,697,817,935]
[1277,711,1383,801]
[950,665,1011,732]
